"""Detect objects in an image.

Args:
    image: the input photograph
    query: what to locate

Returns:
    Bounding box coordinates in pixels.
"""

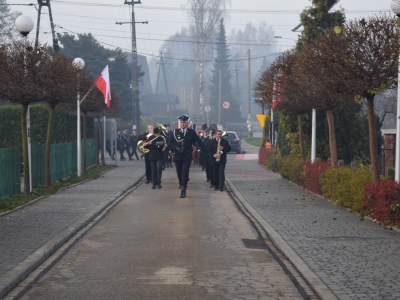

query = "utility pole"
[218,70,222,124]
[160,53,173,125]
[247,49,252,139]
[119,1,147,131]
[35,0,59,52]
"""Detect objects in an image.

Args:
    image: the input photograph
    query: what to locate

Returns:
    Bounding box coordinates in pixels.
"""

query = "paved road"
[1,140,400,299]
[20,161,304,300]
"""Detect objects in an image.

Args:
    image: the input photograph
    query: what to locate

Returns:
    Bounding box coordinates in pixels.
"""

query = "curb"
[226,178,338,300]
[0,174,145,299]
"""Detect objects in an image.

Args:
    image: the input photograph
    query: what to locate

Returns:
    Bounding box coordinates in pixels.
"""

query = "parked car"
[224,131,242,154]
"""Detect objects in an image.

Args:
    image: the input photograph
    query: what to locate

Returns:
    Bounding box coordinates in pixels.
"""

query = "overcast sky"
[10,0,393,61]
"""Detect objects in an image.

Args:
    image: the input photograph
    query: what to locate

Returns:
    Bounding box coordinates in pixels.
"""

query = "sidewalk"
[0,159,145,298]
[226,141,400,300]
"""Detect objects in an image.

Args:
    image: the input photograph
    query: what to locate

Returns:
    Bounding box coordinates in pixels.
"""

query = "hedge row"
[0,104,94,148]
[266,155,400,227]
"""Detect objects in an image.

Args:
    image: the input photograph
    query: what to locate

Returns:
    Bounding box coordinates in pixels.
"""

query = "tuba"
[137,133,152,154]
[137,133,167,155]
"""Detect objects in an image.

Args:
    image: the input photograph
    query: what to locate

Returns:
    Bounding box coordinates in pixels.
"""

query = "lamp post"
[391,0,400,182]
[73,58,85,177]
[15,15,34,194]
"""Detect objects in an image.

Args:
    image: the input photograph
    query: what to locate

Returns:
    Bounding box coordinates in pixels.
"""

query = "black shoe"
[180,189,186,198]
[202,168,205,171]
[157,185,162,189]
[145,180,150,184]
[179,185,182,189]
[206,179,209,182]
[152,185,156,189]
[214,187,218,190]
[210,185,214,188]
[219,188,223,191]
[120,158,126,161]
[129,158,134,161]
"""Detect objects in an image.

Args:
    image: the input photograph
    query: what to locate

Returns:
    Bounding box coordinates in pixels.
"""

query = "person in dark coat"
[162,124,173,169]
[114,129,124,160]
[169,114,209,198]
[208,130,231,191]
[139,125,154,184]
[204,129,215,185]
[145,127,166,189]
[121,128,131,160]
[129,129,140,160]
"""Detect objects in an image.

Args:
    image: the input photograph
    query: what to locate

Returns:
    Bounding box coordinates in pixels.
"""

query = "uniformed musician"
[208,130,231,191]
[169,114,208,198]
[138,125,154,184]
[144,127,166,189]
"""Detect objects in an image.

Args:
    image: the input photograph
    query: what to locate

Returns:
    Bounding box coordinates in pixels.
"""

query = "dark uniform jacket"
[208,138,231,164]
[145,135,165,161]
[130,133,139,147]
[169,128,208,161]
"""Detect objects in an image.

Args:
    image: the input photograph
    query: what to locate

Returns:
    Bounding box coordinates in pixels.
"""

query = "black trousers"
[212,162,226,188]
[131,145,139,159]
[145,155,152,181]
[151,160,163,185]
[205,156,213,182]
[174,160,191,188]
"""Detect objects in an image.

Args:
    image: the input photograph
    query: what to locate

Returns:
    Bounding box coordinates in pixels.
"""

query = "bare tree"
[0,40,67,194]
[311,14,400,181]
[186,0,230,121]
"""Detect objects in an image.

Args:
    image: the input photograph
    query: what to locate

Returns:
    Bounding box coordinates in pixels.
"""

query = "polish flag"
[95,65,111,109]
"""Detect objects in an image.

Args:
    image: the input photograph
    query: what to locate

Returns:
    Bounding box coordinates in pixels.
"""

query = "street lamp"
[274,36,296,42]
[73,58,85,177]
[391,0,400,182]
[15,15,34,194]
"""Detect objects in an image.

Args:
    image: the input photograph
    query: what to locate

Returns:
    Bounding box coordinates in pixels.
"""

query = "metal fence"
[0,147,21,200]
[0,139,98,200]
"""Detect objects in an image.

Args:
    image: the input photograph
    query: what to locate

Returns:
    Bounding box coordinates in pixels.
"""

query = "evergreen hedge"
[0,104,94,148]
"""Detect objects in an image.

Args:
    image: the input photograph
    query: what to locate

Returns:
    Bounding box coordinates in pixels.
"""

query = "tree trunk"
[83,112,87,174]
[326,110,338,168]
[298,114,306,163]
[45,105,55,186]
[199,43,205,121]
[366,96,380,182]
[97,116,105,166]
[21,103,30,195]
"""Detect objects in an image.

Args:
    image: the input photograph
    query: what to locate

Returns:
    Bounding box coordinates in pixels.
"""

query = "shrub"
[279,154,302,183]
[266,155,280,172]
[321,167,372,212]
[363,180,400,227]
[298,161,331,195]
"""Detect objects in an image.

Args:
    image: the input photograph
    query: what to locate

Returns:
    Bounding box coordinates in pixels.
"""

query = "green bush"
[320,167,372,212]
[266,155,280,172]
[279,154,302,183]
[0,104,94,148]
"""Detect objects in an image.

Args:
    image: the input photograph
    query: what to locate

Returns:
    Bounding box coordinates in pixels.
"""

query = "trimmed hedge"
[298,161,331,195]
[278,154,302,183]
[320,167,373,213]
[0,104,94,148]
[363,180,400,227]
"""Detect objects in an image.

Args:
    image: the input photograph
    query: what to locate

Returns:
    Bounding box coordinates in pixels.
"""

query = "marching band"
[122,114,231,198]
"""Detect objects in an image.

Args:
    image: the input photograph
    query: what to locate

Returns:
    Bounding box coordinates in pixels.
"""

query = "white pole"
[271,108,274,145]
[77,88,81,177]
[103,114,106,159]
[395,53,400,182]
[311,108,317,163]
[26,105,32,193]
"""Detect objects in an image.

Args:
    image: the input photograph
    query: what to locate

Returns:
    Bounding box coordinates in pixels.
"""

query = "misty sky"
[10,0,393,61]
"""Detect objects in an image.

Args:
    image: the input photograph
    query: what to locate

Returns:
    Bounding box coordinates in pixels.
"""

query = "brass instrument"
[137,133,167,155]
[215,132,228,162]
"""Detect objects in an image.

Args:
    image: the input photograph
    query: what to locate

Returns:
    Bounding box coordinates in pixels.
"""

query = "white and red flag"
[95,65,111,109]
